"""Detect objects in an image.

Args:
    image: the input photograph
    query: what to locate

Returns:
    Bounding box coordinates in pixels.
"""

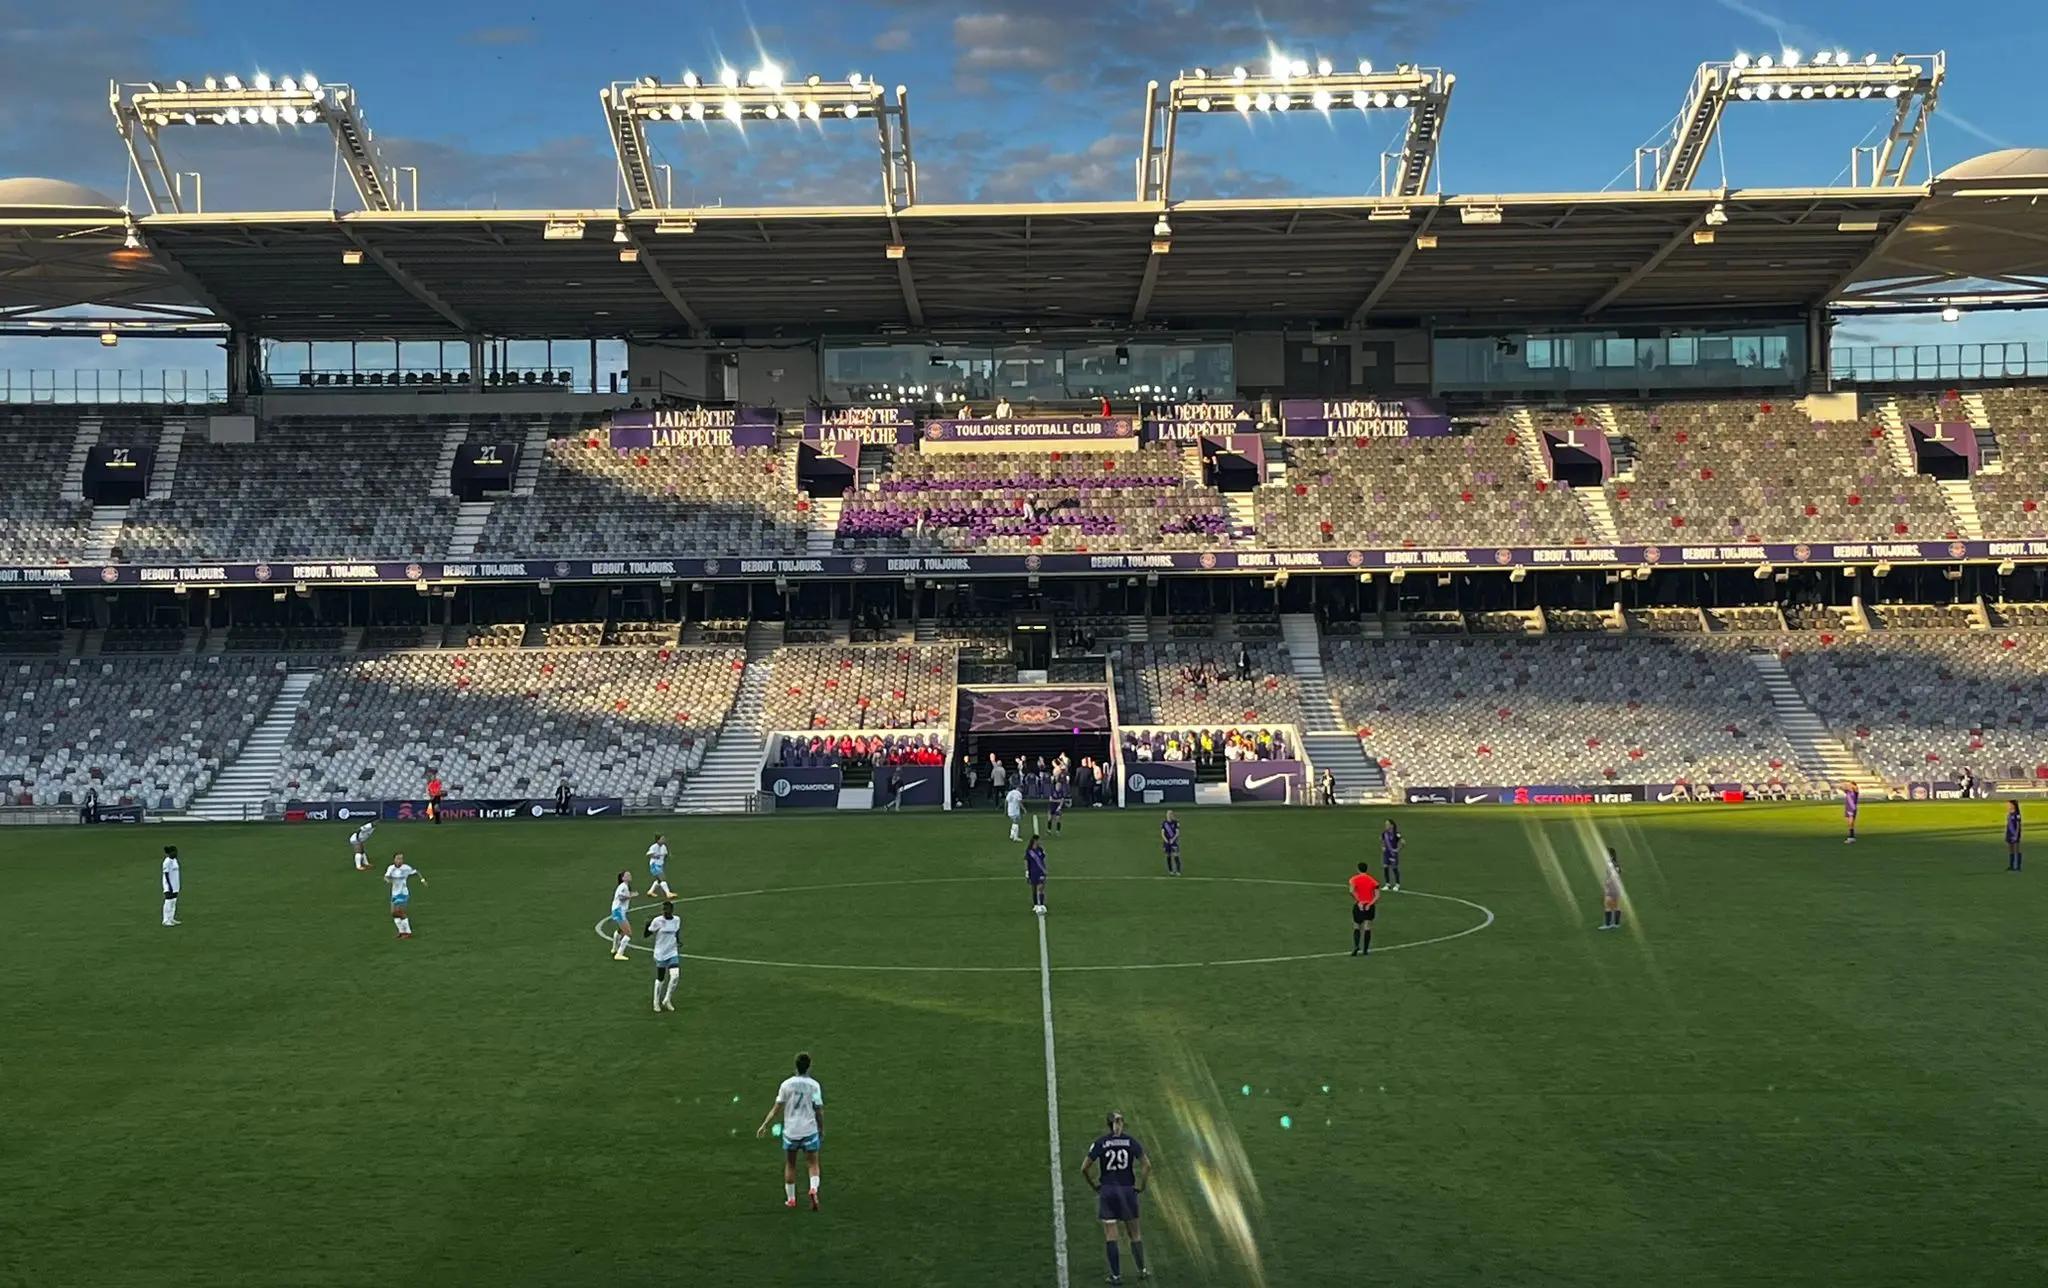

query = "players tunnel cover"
[962,687,1111,733]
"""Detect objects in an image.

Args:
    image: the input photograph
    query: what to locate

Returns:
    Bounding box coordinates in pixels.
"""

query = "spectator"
[554,778,571,817]
[1318,768,1336,806]
[1236,642,1252,681]
[991,756,1008,804]
[994,396,1014,419]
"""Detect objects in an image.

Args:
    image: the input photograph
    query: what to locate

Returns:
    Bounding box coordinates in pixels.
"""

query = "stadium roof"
[2,159,2044,338]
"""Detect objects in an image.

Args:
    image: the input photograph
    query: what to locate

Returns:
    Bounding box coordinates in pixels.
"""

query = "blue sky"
[1,0,2042,377]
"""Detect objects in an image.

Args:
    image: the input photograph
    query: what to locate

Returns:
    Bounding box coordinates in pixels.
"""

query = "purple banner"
[762,765,842,807]
[376,796,626,822]
[804,406,919,444]
[610,406,777,448]
[3,538,2044,590]
[1280,398,1452,439]
[923,416,1138,443]
[1142,401,1258,442]
[1228,759,1307,803]
[963,687,1111,734]
[1125,761,1197,803]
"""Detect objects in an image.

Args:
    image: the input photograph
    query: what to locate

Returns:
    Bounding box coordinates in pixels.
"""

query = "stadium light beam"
[1646,52,1943,191]
[1139,62,1454,202]
[110,75,395,213]
[601,73,915,212]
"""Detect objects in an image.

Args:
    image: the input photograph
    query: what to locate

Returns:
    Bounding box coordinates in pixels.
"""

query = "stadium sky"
[0,0,2042,377]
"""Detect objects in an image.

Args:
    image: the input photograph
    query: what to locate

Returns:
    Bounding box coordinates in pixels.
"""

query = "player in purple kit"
[1081,1111,1153,1284]
[1380,817,1403,891]
[1025,835,1048,913]
[1048,774,1068,835]
[1842,783,1860,844]
[1160,812,1182,876]
[2007,800,2023,872]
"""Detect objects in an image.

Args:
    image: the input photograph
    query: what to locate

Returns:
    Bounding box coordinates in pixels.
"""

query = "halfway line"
[1037,911,1070,1288]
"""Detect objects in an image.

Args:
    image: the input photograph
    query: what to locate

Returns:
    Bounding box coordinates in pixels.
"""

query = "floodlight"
[1799,85,1815,98]
[719,66,739,88]
[764,103,779,119]
[1857,85,1874,98]
[1351,89,1368,109]
[806,74,821,86]
[1864,52,1879,65]
[303,74,319,92]
[1316,57,1333,75]
[1359,59,1374,75]
[762,62,784,88]
[1152,214,1171,237]
[203,76,218,90]
[1813,51,1833,66]
[223,107,241,124]
[682,72,700,88]
[613,221,629,243]
[1885,84,1903,97]
[1270,56,1289,78]
[255,72,273,90]
[1191,67,1208,79]
[260,105,279,125]
[1231,65,1247,82]
[1704,202,1728,225]
[1311,88,1333,110]
[849,71,864,86]
[1393,92,1409,108]
[804,101,822,121]
[224,74,241,89]
[744,69,762,87]
[1732,53,1751,68]
[841,102,858,118]
[1757,55,1773,68]
[666,103,683,121]
[1233,92,1252,112]
[1782,49,1800,67]
[689,102,706,120]
[1195,96,1212,111]
[1274,93,1291,110]
[1290,58,1309,77]
[722,98,742,120]
[100,331,118,347]
[1941,305,1960,322]
[1371,91,1389,107]
[1736,85,1754,99]
[123,226,142,250]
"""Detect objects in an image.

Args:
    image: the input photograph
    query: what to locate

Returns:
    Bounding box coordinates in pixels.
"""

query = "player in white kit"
[384,854,424,939]
[607,871,634,960]
[349,821,376,872]
[756,1051,825,1210]
[643,900,683,1012]
[644,834,674,899]
[1006,784,1024,842]
[160,845,181,926]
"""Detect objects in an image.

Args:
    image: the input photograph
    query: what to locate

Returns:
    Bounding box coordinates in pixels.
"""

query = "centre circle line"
[590,877,1494,974]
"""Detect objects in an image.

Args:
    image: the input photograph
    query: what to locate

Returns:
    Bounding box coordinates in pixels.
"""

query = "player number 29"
[1104,1147,1130,1171]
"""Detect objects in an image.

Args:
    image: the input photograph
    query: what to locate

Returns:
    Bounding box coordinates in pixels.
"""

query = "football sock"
[1132,1241,1146,1271]
[809,1175,819,1194]
[401,918,413,934]
[1359,930,1372,955]
[163,900,176,924]
[785,1183,796,1202]
[1106,1243,1121,1276]
[1353,928,1362,953]
[653,981,663,1006]
[665,974,679,1004]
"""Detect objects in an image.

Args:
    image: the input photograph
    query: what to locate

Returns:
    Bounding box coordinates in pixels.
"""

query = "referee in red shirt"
[1349,862,1379,957]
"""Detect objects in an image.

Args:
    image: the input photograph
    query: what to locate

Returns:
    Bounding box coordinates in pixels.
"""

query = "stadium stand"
[837,445,1229,552]
[1257,426,1586,548]
[1325,636,1813,790]
[1113,640,1304,727]
[3,655,284,808]
[1971,387,2048,538]
[774,731,947,767]
[272,647,745,806]
[1775,633,2048,783]
[1605,399,1958,543]
[0,417,93,562]
[762,645,956,730]
[476,434,807,556]
[116,419,459,561]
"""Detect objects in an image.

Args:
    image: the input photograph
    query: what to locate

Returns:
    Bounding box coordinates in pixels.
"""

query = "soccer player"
[608,870,634,959]
[384,853,423,939]
[160,844,181,926]
[644,899,683,1012]
[1599,848,1624,930]
[349,820,375,872]
[1160,811,1182,876]
[1006,783,1025,842]
[1842,783,1860,844]
[1381,817,1403,890]
[1081,1111,1153,1284]
[2007,800,2024,872]
[1348,861,1378,956]
[1026,835,1048,913]
[644,833,674,899]
[1048,774,1068,835]
[756,1051,825,1210]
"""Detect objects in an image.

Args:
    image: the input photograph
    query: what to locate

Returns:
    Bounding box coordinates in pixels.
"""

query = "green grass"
[3,803,2045,1288]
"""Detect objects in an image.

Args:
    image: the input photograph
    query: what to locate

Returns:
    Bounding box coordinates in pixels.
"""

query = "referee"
[1349,861,1379,956]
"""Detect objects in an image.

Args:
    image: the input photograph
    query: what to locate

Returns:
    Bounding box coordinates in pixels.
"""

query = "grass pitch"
[2,802,2043,1288]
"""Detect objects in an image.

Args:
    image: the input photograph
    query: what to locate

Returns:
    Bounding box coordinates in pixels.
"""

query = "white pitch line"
[1037,908,1071,1288]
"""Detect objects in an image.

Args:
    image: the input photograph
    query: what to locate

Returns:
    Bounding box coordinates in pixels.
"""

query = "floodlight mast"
[601,73,917,211]
[110,78,396,213]
[1138,62,1454,203]
[1649,52,1944,191]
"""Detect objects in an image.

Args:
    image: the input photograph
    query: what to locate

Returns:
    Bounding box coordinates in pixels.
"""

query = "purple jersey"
[1382,826,1401,861]
[2008,811,2023,844]
[1844,789,1860,818]
[1161,819,1180,852]
[1025,843,1047,881]
[1088,1132,1144,1188]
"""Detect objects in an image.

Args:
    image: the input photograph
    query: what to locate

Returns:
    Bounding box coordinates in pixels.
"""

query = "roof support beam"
[339,226,472,333]
[1349,207,1439,327]
[1583,206,1713,317]
[130,223,244,329]
[621,228,709,337]
[883,212,924,328]
[1817,212,1920,305]
[1133,248,1165,323]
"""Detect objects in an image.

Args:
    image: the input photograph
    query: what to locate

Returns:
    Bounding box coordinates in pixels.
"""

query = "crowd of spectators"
[1121,726,1293,765]
[777,732,946,769]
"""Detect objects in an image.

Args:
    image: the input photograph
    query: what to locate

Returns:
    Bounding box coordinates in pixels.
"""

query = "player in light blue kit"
[644,833,674,899]
[383,854,423,939]
[607,870,634,960]
[643,899,683,1012]
[757,1052,825,1210]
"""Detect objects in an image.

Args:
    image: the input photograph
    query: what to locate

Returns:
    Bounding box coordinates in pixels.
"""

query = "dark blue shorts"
[1097,1185,1140,1222]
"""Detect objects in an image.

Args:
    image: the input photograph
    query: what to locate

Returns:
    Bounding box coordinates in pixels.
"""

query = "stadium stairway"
[186,670,320,821]
[1282,613,1387,803]
[82,506,130,562]
[1123,614,1151,643]
[60,415,100,503]
[1938,479,1984,539]
[447,501,493,559]
[805,495,843,555]
[1744,651,1883,793]
[1874,399,1919,474]
[1224,492,1257,537]
[149,420,188,501]
[512,421,547,495]
[676,655,772,814]
[433,423,466,496]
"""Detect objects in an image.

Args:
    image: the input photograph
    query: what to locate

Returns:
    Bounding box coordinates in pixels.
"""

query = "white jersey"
[776,1074,824,1140]
[1603,863,1624,898]
[350,824,373,849]
[1006,787,1023,818]
[161,856,180,895]
[648,914,682,962]
[385,863,417,897]
[612,881,633,912]
[646,842,668,870]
